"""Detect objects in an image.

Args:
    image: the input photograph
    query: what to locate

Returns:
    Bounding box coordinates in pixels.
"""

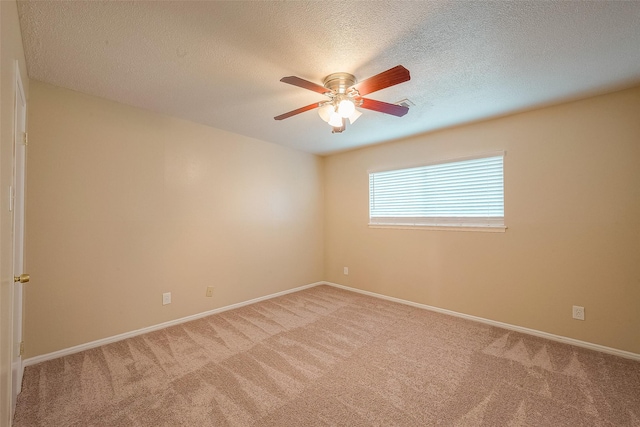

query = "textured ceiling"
[17,1,640,155]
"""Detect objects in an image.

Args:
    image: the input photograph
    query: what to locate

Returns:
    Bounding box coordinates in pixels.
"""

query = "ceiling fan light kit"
[274,65,411,133]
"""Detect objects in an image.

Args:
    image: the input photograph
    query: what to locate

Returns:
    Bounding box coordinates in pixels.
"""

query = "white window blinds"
[369,154,504,228]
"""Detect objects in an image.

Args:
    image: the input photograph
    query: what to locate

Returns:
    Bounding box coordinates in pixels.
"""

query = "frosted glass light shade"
[328,111,343,127]
[337,99,355,118]
[318,104,334,122]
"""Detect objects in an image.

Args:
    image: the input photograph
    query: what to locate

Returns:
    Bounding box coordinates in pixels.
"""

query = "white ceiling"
[17,1,640,155]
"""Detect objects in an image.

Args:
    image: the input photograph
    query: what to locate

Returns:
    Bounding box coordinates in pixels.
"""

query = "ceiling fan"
[274,65,410,133]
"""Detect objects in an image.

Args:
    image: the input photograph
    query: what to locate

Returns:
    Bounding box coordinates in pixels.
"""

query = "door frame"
[11,59,27,418]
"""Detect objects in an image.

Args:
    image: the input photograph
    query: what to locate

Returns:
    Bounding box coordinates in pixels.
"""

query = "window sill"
[368,224,507,233]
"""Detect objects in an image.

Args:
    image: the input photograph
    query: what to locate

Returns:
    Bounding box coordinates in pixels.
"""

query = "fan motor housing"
[323,72,357,94]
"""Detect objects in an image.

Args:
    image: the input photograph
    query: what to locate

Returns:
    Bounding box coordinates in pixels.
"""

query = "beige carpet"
[13,285,640,426]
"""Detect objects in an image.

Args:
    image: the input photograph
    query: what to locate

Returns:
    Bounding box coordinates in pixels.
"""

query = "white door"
[11,60,27,417]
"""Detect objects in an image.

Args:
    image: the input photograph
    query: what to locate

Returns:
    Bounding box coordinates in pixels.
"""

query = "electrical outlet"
[206,286,214,297]
[572,305,585,320]
[343,267,349,275]
[162,292,171,305]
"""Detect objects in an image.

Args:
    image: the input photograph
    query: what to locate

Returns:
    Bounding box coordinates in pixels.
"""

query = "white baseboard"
[23,282,323,367]
[323,281,640,361]
[24,280,639,367]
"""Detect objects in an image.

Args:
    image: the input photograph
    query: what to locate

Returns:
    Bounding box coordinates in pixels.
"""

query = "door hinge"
[23,132,28,146]
[19,341,24,357]
[9,185,14,212]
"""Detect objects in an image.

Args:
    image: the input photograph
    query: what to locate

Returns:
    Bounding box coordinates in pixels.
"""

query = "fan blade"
[360,98,409,117]
[274,102,322,120]
[351,65,410,96]
[280,76,330,95]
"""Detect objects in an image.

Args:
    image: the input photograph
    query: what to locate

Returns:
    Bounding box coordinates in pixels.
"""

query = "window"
[369,153,505,231]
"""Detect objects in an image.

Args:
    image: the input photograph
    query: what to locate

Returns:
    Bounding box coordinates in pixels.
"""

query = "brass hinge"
[23,132,28,146]
[19,341,24,356]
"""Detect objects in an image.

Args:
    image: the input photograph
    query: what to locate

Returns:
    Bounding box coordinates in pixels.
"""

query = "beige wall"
[324,86,640,354]
[24,81,324,358]
[0,1,29,425]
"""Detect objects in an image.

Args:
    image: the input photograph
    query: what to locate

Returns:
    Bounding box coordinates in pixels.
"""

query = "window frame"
[368,152,506,232]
